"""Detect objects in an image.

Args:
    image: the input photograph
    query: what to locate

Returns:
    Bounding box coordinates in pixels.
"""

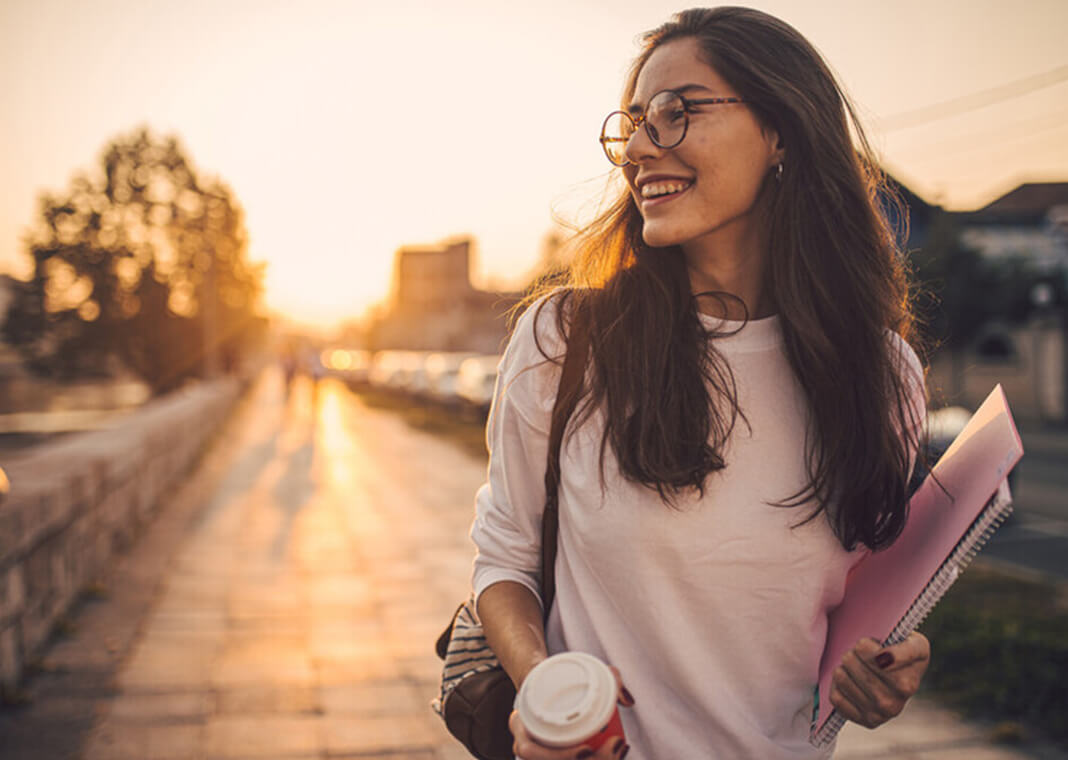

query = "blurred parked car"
[321,348,371,385]
[455,355,500,415]
[369,351,428,392]
[424,352,480,403]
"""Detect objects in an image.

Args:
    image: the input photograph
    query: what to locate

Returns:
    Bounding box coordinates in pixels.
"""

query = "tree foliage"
[2,128,265,394]
[911,209,1060,358]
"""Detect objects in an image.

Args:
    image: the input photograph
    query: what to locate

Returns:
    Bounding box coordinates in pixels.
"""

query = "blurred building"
[955,183,1068,272]
[921,182,1068,422]
[370,238,520,354]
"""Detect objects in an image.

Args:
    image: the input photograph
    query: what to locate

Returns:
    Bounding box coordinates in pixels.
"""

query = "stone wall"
[0,378,241,696]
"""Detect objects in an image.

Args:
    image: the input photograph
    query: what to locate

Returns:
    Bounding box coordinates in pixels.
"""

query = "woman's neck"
[682,223,773,321]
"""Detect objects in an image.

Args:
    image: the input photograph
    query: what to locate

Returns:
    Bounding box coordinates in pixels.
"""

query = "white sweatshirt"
[471,297,925,760]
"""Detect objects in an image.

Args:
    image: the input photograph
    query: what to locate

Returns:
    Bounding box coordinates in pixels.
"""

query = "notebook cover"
[813,384,1023,732]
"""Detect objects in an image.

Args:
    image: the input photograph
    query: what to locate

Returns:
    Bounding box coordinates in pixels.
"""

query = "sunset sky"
[2,0,1066,329]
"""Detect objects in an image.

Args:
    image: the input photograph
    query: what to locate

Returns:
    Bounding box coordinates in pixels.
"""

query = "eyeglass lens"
[601,90,688,165]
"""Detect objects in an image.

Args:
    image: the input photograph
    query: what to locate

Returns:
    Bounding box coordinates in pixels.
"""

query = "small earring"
[775,163,784,182]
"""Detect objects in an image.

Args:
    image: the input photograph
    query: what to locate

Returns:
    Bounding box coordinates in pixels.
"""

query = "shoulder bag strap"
[539,299,590,621]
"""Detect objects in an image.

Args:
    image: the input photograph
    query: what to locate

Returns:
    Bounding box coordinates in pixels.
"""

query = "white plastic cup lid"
[515,652,617,747]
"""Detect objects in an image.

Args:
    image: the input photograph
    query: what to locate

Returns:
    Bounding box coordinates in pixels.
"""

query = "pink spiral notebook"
[810,384,1024,746]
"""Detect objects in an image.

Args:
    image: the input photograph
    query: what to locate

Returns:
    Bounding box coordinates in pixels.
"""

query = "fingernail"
[619,744,631,759]
[611,737,624,755]
[875,651,894,669]
[620,686,635,706]
[576,750,593,760]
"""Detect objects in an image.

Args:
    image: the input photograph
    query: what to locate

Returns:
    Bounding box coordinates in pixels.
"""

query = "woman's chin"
[641,224,682,249]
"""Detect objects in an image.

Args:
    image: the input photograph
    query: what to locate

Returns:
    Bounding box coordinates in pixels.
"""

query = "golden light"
[324,349,352,371]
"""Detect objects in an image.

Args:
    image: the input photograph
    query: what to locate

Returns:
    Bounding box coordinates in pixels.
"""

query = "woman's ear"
[760,123,785,168]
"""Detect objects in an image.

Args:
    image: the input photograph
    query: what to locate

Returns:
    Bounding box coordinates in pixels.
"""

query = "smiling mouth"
[640,180,693,200]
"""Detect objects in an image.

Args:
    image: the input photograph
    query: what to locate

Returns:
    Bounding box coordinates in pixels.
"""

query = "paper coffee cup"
[515,652,625,750]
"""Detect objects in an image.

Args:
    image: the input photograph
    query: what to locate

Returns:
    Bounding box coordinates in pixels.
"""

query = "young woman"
[470,8,930,759]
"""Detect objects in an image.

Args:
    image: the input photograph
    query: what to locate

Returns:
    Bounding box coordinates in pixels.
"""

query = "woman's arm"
[477,581,549,689]
[480,581,631,760]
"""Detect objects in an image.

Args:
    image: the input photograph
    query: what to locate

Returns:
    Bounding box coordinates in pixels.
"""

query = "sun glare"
[1,0,1067,332]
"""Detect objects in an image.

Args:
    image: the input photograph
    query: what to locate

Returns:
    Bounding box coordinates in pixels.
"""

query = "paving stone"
[434,740,484,760]
[312,655,405,684]
[307,633,388,661]
[117,646,217,690]
[109,691,214,722]
[203,715,321,758]
[216,685,320,715]
[212,649,316,688]
[319,682,426,716]
[835,699,1037,759]
[321,714,436,755]
[84,722,204,760]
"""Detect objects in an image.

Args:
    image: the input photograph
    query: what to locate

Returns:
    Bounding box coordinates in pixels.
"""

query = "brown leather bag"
[433,305,590,760]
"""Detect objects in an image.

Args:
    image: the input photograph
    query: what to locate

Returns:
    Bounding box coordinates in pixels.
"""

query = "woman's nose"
[623,122,664,165]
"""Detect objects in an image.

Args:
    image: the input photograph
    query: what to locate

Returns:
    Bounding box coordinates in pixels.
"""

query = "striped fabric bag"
[431,598,516,760]
[433,598,501,702]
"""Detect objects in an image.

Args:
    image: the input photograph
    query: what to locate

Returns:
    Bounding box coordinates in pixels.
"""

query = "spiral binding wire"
[811,485,1014,748]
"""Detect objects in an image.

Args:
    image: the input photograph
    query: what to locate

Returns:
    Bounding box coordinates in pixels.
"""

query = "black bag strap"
[539,300,590,620]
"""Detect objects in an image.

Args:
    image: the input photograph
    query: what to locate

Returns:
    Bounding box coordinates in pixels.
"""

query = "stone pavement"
[0,370,1062,759]
[77,373,476,760]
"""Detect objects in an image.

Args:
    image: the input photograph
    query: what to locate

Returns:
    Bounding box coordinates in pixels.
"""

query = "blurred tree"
[910,210,998,399]
[2,128,265,394]
[910,209,1052,401]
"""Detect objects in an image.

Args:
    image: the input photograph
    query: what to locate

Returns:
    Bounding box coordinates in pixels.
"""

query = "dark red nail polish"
[576,750,594,760]
[620,686,635,706]
[611,737,624,754]
[619,744,630,759]
[875,651,894,669]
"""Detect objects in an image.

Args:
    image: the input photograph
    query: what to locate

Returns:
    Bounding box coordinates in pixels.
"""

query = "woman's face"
[623,37,783,252]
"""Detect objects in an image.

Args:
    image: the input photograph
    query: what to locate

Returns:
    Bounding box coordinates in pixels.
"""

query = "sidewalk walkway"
[835,701,1062,759]
[0,373,1062,759]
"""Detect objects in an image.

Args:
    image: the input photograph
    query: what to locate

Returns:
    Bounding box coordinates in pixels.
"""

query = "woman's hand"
[829,631,930,729]
[510,667,635,760]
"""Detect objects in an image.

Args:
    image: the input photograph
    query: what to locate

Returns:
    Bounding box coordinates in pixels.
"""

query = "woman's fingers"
[511,664,633,760]
[831,634,930,728]
[509,709,630,759]
[608,665,636,707]
[509,710,596,760]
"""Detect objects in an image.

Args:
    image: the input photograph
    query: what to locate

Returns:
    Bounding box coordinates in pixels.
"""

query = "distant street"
[983,430,1068,581]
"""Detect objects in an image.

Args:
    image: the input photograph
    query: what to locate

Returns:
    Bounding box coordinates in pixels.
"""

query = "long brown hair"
[528,7,925,551]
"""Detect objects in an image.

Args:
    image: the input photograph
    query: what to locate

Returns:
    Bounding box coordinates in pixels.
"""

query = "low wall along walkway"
[0,379,241,697]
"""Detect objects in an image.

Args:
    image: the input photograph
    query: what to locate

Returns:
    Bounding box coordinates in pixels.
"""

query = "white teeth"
[641,181,692,198]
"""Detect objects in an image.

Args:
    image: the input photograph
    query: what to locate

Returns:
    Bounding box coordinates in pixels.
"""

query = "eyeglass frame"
[599,89,748,167]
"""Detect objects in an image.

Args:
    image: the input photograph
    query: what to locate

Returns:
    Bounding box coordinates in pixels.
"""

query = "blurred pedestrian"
[280,341,298,394]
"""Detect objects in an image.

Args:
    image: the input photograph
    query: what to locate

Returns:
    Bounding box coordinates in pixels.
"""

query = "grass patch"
[352,387,489,461]
[919,565,1068,746]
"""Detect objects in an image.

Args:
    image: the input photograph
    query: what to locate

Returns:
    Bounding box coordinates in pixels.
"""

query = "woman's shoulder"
[501,290,573,375]
[494,290,578,430]
[884,329,926,414]
[884,330,923,382]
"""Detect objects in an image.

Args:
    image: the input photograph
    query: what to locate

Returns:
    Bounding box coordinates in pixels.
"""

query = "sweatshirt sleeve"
[470,296,567,610]
[887,330,928,472]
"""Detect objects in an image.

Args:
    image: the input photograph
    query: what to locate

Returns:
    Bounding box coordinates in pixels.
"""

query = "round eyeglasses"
[599,89,747,167]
